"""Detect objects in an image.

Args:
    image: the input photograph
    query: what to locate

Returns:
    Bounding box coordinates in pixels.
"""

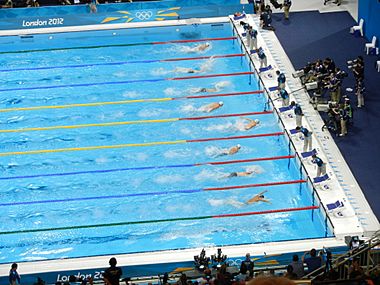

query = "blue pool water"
[0,23,331,263]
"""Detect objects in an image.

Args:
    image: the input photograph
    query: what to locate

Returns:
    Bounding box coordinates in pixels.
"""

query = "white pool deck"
[0,4,379,277]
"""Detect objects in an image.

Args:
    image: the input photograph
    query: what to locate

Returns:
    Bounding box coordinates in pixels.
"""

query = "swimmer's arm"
[257,190,268,196]
[240,117,254,122]
[261,199,271,203]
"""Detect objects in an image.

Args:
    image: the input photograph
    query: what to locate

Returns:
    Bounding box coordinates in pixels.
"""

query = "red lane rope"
[153,37,237,45]
[181,111,272,121]
[198,155,296,166]
[205,179,307,191]
[170,72,254,81]
[213,206,319,218]
[178,90,265,100]
[162,54,244,62]
[187,132,284,143]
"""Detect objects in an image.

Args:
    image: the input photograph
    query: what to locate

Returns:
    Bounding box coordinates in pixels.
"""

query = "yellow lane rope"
[0,140,187,157]
[0,97,173,113]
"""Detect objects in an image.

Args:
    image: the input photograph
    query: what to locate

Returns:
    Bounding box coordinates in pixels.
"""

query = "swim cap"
[255,119,260,123]
[219,101,224,106]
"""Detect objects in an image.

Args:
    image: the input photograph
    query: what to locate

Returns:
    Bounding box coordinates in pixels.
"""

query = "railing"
[229,17,335,239]
[304,230,380,280]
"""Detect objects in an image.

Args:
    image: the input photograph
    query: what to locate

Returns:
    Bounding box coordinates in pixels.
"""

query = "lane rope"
[0,111,272,133]
[0,179,305,207]
[0,132,284,157]
[0,36,237,55]
[0,206,318,235]
[0,90,264,113]
[0,54,244,73]
[0,72,254,92]
[0,155,295,181]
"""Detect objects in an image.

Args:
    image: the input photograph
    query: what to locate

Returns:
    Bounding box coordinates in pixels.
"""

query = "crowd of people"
[295,56,362,137]
[8,248,380,285]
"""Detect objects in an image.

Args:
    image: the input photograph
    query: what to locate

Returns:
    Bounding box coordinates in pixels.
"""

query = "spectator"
[104,257,123,285]
[9,263,21,285]
[236,262,248,281]
[1,0,13,8]
[178,274,187,285]
[26,0,39,7]
[348,259,364,279]
[302,249,322,275]
[247,276,295,285]
[241,253,255,278]
[283,265,297,280]
[289,254,304,278]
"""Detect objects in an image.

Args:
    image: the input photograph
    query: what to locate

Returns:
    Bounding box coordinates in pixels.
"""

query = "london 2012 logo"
[135,11,153,20]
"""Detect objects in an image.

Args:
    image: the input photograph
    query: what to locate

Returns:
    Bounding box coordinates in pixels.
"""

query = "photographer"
[324,103,340,134]
[260,5,274,31]
[348,56,364,88]
[283,0,292,20]
[326,73,340,103]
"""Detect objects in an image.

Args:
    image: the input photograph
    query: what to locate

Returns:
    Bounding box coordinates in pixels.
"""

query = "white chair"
[377,60,380,72]
[350,18,364,37]
[365,36,377,55]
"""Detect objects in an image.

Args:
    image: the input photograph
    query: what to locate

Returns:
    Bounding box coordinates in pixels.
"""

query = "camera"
[292,69,304,78]
[194,249,210,270]
[305,81,318,90]
[211,248,227,268]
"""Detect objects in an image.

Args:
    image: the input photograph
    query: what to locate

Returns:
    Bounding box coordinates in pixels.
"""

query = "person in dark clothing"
[9,263,21,285]
[103,257,123,285]
[241,253,255,278]
[302,249,322,275]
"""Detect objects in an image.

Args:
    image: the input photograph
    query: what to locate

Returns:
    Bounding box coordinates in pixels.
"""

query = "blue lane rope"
[0,60,158,73]
[0,163,195,181]
[0,78,164,92]
[0,188,203,207]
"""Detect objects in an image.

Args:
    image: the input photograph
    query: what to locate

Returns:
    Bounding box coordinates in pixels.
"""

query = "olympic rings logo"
[135,11,153,20]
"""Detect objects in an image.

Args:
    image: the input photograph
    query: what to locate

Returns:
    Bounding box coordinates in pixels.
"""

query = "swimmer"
[174,67,202,74]
[214,144,241,157]
[225,144,241,155]
[192,81,230,93]
[194,42,210,52]
[182,42,211,53]
[246,190,271,204]
[174,58,214,74]
[240,117,260,130]
[200,101,223,113]
[226,170,254,178]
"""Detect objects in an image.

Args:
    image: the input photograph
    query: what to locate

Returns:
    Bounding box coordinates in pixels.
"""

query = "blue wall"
[0,0,253,30]
[358,0,380,41]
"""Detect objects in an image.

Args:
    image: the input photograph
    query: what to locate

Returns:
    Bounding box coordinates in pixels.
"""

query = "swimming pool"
[0,22,332,263]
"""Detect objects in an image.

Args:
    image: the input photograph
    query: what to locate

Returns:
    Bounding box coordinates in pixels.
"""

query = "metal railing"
[304,230,380,280]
